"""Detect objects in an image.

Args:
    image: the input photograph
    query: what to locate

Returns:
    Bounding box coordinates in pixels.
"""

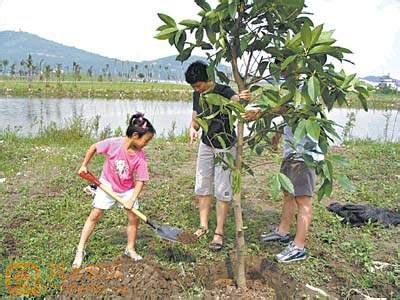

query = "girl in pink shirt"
[72,113,156,268]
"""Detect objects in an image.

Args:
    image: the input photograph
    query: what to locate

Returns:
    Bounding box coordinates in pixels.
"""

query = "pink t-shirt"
[96,137,149,193]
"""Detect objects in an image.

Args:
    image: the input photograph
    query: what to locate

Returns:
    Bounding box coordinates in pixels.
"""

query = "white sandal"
[72,249,86,269]
[124,247,143,261]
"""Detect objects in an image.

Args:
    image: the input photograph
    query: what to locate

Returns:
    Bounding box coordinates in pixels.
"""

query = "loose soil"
[61,255,301,298]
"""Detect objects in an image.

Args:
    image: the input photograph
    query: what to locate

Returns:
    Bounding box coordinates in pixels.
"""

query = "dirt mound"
[61,256,182,298]
[61,255,299,298]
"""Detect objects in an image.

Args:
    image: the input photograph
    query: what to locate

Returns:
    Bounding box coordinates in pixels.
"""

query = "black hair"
[185,61,209,84]
[126,112,156,138]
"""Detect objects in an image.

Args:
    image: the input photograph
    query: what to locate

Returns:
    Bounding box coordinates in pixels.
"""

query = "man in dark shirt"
[185,61,250,251]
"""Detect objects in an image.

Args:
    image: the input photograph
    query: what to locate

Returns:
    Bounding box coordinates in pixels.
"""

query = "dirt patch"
[3,233,17,257]
[61,256,182,298]
[176,231,197,244]
[61,254,302,298]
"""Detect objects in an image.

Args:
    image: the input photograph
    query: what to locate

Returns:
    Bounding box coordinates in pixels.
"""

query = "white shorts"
[92,180,139,210]
[195,142,236,202]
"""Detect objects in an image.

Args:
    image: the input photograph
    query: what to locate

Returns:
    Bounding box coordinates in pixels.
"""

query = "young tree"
[156,0,370,287]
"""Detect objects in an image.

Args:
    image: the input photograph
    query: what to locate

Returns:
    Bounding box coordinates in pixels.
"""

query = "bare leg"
[77,208,104,251]
[293,196,313,249]
[198,195,212,229]
[126,209,140,251]
[278,192,297,235]
[212,200,230,244]
[125,209,141,260]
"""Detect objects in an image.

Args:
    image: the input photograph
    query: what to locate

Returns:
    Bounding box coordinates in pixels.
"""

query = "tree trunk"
[231,39,247,288]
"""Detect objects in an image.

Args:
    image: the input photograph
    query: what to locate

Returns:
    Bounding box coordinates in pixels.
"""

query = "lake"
[0,97,399,142]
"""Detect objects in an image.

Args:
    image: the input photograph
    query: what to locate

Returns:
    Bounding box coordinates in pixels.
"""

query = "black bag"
[327,202,400,227]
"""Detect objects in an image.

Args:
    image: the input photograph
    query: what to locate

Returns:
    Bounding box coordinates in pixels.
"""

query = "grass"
[0,120,399,298]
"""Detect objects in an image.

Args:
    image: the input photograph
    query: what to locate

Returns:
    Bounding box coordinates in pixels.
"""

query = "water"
[0,97,399,142]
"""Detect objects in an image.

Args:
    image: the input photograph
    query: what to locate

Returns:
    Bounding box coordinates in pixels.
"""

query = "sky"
[0,0,399,78]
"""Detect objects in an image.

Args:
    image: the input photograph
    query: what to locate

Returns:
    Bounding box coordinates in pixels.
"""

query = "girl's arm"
[78,143,97,174]
[125,181,145,209]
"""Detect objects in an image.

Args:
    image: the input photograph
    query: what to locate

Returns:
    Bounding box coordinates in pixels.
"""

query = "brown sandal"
[194,226,209,238]
[209,232,224,251]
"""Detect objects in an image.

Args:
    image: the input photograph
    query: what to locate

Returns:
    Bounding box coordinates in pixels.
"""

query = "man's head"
[185,61,213,93]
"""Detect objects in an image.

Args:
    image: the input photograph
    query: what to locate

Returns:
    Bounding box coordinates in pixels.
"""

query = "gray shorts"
[280,159,316,197]
[195,142,236,202]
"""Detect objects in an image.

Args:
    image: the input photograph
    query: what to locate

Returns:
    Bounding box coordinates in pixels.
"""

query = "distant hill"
[362,75,400,86]
[0,30,229,81]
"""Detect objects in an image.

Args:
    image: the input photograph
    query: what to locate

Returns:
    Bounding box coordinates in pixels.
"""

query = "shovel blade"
[152,223,182,242]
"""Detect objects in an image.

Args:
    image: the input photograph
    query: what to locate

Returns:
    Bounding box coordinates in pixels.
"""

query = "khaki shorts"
[195,142,236,202]
[280,159,316,197]
[92,180,139,210]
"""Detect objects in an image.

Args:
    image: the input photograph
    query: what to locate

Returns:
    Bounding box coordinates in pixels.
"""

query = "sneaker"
[260,228,291,243]
[83,184,97,197]
[276,242,307,263]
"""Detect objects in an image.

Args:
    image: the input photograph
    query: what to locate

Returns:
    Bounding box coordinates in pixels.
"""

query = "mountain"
[0,30,228,81]
[362,75,400,86]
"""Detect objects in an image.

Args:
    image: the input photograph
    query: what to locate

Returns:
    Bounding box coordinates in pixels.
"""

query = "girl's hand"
[78,165,88,174]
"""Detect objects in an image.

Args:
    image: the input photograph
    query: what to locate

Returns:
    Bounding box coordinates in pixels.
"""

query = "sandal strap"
[214,232,224,237]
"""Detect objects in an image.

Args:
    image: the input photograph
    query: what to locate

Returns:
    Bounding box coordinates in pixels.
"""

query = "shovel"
[79,171,182,242]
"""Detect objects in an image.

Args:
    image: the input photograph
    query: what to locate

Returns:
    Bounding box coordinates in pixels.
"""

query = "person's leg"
[73,208,104,268]
[194,142,214,236]
[125,209,142,260]
[76,208,104,251]
[198,195,212,229]
[278,192,297,234]
[211,146,235,247]
[293,196,313,249]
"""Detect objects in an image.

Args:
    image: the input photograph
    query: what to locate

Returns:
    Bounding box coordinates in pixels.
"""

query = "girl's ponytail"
[126,112,156,137]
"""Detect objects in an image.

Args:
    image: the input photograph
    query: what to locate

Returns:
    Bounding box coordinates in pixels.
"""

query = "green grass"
[0,123,399,298]
[0,80,192,100]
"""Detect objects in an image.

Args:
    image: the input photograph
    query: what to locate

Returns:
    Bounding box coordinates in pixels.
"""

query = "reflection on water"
[0,97,399,142]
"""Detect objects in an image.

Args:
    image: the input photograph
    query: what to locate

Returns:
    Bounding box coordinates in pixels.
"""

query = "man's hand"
[238,89,251,102]
[242,109,261,122]
[189,127,198,145]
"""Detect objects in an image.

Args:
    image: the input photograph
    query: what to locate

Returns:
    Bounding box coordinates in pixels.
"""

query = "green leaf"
[206,26,217,44]
[281,55,297,70]
[195,27,204,43]
[294,119,307,141]
[309,45,333,55]
[228,1,237,18]
[310,24,324,46]
[321,160,333,181]
[240,34,252,54]
[278,0,304,8]
[337,175,356,192]
[301,22,312,49]
[154,27,178,40]
[358,94,368,112]
[176,46,194,62]
[195,0,212,11]
[157,13,176,27]
[307,75,321,102]
[179,19,201,28]
[195,117,208,133]
[174,30,186,52]
[305,119,321,140]
[271,174,281,198]
[278,173,294,194]
[317,179,332,200]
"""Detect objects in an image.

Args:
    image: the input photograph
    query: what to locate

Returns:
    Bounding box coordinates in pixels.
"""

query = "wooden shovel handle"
[79,171,148,222]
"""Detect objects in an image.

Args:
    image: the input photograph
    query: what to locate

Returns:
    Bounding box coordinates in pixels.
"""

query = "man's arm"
[190,111,200,145]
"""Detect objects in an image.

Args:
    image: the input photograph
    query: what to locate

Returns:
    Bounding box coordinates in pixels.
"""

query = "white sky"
[0,0,399,78]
